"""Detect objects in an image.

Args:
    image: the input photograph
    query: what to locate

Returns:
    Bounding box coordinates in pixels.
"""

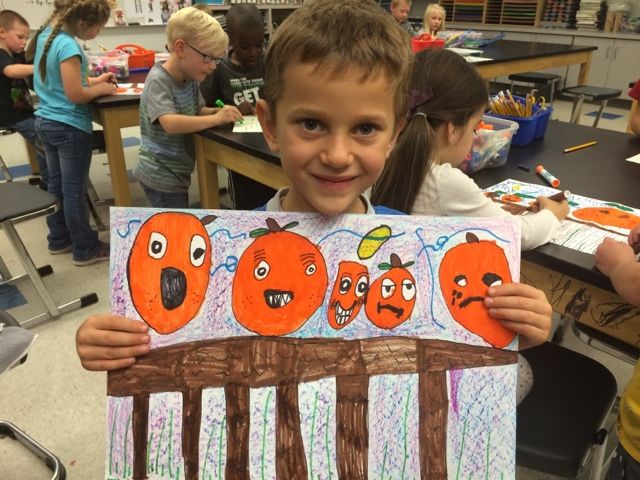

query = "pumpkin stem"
[266,217,281,232]
[200,214,217,226]
[390,253,402,268]
[466,232,480,243]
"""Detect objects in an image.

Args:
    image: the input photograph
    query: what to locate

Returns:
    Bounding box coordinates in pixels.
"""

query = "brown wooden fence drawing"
[108,336,518,480]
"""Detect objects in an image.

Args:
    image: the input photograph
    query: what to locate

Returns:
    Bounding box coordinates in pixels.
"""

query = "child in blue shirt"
[75,0,552,372]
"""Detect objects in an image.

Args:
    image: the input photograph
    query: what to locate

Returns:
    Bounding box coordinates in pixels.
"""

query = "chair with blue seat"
[0,309,66,479]
[517,341,618,479]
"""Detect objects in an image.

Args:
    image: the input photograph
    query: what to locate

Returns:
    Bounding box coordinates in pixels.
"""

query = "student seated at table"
[200,4,275,210]
[372,49,569,251]
[75,1,553,411]
[390,0,415,35]
[133,7,242,209]
[423,3,446,36]
[0,10,48,188]
[629,79,640,137]
[595,225,640,480]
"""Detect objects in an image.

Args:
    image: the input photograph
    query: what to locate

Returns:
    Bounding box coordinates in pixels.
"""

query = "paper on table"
[113,83,144,95]
[626,152,640,164]
[447,47,483,56]
[465,56,492,63]
[233,115,262,133]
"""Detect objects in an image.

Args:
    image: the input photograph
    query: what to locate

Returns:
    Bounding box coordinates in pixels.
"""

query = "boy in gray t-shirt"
[200,4,275,210]
[134,7,241,208]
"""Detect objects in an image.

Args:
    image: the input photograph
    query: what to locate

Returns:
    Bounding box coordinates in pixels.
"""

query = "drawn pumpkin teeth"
[335,303,354,324]
[264,290,293,309]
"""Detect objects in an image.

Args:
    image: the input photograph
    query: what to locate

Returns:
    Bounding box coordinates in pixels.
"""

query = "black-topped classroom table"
[93,42,596,206]
[196,120,640,349]
[473,120,640,349]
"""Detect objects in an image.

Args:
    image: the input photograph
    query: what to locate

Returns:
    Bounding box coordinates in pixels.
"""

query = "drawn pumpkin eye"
[381,278,396,299]
[355,275,368,298]
[339,276,352,295]
[254,260,270,280]
[482,273,503,287]
[402,279,416,301]
[148,232,167,259]
[190,235,207,267]
[305,264,317,276]
[454,274,467,287]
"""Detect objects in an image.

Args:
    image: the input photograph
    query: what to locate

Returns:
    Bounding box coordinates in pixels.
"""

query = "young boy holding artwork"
[76,0,552,391]
[390,0,415,35]
[133,6,242,208]
[200,4,275,210]
[595,227,640,479]
[0,10,48,187]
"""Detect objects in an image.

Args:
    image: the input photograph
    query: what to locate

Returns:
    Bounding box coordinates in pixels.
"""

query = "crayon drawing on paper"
[106,208,522,479]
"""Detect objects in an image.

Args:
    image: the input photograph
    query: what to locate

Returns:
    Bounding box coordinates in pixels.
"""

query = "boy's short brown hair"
[166,6,228,55]
[391,0,412,6]
[0,10,29,30]
[264,0,413,124]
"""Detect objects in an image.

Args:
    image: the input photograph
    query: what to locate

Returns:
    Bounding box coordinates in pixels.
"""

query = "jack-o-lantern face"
[365,253,416,329]
[232,218,328,336]
[573,207,640,230]
[328,261,369,329]
[127,212,215,334]
[439,232,514,348]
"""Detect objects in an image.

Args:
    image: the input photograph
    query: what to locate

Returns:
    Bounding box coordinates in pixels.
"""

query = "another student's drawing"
[107,208,522,479]
[485,179,640,254]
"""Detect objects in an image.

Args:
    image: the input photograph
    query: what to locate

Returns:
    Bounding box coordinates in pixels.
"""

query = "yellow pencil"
[563,140,597,153]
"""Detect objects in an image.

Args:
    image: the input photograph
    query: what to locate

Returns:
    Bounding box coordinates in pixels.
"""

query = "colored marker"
[535,165,560,187]
[547,190,571,202]
[563,140,597,154]
[215,99,225,108]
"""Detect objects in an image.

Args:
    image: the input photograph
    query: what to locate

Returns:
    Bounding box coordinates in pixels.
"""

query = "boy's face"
[391,1,411,23]
[0,21,29,55]
[229,28,264,68]
[257,61,400,216]
[175,39,224,82]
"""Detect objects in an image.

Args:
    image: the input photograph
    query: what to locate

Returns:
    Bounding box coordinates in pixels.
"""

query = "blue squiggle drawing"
[316,228,405,247]
[210,256,238,278]
[414,227,511,330]
[209,228,246,241]
[116,219,142,238]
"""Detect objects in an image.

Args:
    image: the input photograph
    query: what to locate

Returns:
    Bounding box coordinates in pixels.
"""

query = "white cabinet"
[567,36,613,87]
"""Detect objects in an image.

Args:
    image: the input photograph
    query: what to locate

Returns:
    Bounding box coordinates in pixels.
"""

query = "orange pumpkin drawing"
[439,232,515,348]
[573,207,640,230]
[232,218,328,336]
[501,194,522,203]
[328,261,369,329]
[365,253,416,329]
[128,212,216,334]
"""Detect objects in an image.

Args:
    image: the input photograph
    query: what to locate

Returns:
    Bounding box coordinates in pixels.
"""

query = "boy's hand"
[215,105,243,125]
[95,81,117,97]
[484,282,552,350]
[595,237,636,277]
[628,224,640,254]
[536,196,569,220]
[76,314,151,371]
[237,101,256,116]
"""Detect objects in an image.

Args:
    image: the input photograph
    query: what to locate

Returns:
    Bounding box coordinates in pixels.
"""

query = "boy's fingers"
[91,315,148,333]
[81,357,137,372]
[78,330,150,348]
[77,343,151,362]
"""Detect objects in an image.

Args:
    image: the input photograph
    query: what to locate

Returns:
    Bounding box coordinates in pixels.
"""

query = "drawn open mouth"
[377,302,404,318]
[161,267,187,310]
[459,296,484,308]
[264,289,293,309]
[332,301,356,326]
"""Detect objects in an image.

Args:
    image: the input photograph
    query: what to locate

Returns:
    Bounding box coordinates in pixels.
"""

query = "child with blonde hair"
[424,3,446,35]
[30,0,117,265]
[133,6,242,208]
[77,0,552,388]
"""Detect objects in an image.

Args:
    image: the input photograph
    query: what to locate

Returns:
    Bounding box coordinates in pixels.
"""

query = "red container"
[411,37,445,53]
[115,43,155,70]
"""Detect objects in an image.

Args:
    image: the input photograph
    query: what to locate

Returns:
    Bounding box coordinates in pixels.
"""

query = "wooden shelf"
[439,0,543,26]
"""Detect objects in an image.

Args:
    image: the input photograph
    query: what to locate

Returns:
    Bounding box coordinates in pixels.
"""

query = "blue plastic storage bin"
[486,96,553,146]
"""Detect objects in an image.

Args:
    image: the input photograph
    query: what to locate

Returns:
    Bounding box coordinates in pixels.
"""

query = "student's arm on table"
[2,63,33,79]
[76,314,151,371]
[61,56,116,103]
[595,229,640,307]
[159,106,242,134]
[485,283,552,350]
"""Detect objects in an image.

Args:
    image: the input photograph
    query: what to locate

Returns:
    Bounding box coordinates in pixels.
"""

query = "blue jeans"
[9,116,48,187]
[35,117,98,261]
[141,183,189,208]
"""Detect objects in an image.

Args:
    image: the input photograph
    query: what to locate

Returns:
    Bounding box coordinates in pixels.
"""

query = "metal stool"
[0,310,66,479]
[509,72,562,102]
[0,182,98,328]
[0,127,16,182]
[562,85,622,127]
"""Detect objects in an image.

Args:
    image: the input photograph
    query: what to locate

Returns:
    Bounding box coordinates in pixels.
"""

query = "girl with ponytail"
[32,0,116,265]
[372,49,568,251]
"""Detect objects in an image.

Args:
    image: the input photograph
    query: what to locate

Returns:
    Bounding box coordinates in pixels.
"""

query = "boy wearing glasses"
[134,7,242,208]
[200,4,274,210]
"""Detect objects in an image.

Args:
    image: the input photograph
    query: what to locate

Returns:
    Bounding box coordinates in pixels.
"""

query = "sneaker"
[73,241,110,267]
[48,244,72,255]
